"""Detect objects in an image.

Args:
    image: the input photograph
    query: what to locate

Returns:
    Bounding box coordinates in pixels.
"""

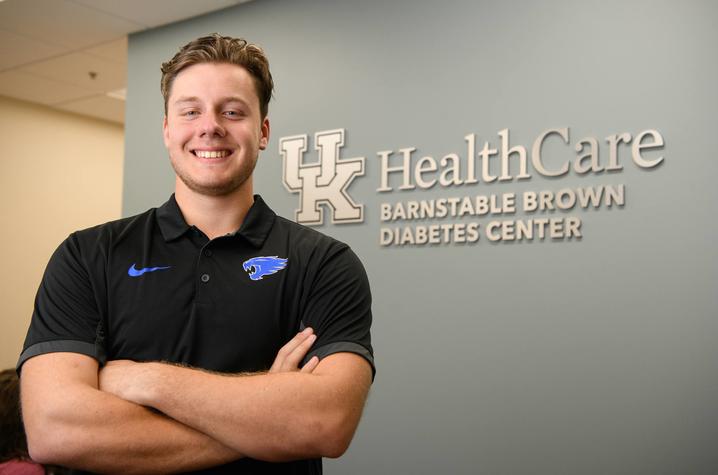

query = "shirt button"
[200,273,210,283]
[203,249,213,257]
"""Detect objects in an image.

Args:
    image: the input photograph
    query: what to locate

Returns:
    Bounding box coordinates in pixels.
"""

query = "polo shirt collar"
[157,194,189,241]
[237,195,276,248]
[156,194,276,247]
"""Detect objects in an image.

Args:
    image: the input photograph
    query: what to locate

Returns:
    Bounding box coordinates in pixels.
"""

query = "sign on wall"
[280,127,665,246]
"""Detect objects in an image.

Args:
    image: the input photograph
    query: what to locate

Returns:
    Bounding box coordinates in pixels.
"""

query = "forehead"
[169,62,259,106]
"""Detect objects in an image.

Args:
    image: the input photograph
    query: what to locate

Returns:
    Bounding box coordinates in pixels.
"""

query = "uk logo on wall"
[280,129,365,225]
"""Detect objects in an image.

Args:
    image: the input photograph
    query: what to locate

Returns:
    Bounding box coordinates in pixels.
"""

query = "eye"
[223,109,245,119]
[181,110,199,118]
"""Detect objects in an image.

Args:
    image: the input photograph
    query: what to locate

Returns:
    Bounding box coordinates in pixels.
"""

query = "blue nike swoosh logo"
[128,263,171,277]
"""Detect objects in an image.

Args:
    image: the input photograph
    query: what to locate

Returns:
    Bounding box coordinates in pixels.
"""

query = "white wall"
[0,95,124,368]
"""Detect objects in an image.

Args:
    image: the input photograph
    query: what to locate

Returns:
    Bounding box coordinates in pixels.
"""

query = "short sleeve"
[16,234,106,372]
[300,246,375,379]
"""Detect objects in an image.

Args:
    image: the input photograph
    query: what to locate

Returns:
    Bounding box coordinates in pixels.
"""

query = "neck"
[174,179,254,240]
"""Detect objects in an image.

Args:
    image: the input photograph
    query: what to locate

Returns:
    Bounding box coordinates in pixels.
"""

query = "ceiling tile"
[70,0,244,28]
[20,53,126,93]
[0,70,92,105]
[0,29,68,71]
[85,37,127,66]
[55,94,125,124]
[0,0,142,50]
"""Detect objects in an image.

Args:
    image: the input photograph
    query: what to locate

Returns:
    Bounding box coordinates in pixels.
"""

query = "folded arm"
[20,352,240,474]
[20,329,322,472]
[100,349,373,462]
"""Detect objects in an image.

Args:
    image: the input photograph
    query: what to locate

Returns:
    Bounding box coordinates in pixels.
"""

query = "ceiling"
[0,0,252,124]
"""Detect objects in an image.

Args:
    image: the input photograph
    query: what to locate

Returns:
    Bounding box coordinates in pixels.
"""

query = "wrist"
[133,361,165,407]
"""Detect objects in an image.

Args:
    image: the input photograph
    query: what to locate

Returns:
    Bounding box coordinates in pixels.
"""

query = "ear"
[259,117,270,151]
[162,116,170,148]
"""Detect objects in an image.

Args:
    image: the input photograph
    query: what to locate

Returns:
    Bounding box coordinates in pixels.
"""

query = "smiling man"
[17,34,374,474]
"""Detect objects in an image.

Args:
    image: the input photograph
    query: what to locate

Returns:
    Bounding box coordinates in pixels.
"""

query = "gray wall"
[123,0,718,473]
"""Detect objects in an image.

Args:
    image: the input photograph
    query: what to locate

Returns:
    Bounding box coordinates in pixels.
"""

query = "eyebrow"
[173,96,250,107]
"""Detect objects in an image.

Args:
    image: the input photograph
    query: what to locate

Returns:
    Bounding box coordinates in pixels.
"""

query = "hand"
[98,359,153,405]
[99,329,320,404]
[269,327,320,374]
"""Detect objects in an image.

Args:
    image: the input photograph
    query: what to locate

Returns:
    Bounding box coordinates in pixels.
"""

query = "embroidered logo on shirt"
[243,256,288,281]
[128,263,171,277]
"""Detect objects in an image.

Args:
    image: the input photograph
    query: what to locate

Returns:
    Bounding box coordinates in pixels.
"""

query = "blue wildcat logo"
[243,256,288,281]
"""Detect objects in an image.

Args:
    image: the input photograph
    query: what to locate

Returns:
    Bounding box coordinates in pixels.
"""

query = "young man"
[18,34,374,474]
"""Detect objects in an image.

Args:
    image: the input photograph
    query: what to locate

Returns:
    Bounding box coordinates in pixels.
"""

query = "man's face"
[163,62,269,197]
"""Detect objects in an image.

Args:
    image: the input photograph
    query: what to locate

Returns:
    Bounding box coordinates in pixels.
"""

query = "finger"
[282,334,317,370]
[273,333,316,372]
[280,328,314,359]
[300,356,320,374]
[269,328,314,372]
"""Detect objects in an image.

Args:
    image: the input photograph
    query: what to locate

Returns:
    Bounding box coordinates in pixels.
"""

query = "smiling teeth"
[195,150,229,158]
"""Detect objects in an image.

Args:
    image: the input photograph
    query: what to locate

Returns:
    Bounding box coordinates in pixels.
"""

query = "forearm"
[148,369,336,460]
[21,354,241,474]
[33,387,239,473]
[126,355,371,462]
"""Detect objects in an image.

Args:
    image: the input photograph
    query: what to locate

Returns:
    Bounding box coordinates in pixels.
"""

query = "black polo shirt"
[18,194,374,475]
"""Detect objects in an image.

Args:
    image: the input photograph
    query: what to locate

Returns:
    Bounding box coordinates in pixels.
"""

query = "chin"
[179,175,251,197]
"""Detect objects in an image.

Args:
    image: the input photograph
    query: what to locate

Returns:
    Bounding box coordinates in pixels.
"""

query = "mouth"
[191,149,233,159]
[243,264,257,277]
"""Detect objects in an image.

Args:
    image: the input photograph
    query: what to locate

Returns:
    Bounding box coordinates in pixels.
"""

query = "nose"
[199,112,225,137]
